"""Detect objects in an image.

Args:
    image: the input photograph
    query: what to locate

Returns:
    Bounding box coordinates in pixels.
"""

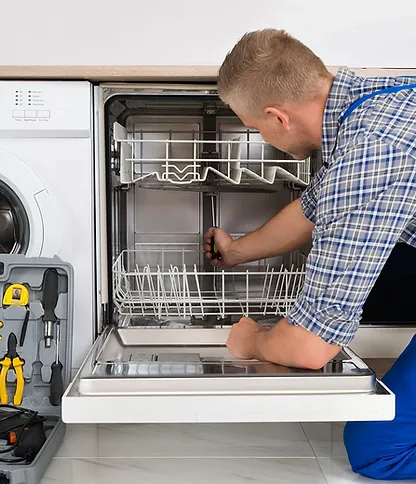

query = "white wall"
[1,0,414,67]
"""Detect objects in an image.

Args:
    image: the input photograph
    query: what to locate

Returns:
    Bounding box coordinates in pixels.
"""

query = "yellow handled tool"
[3,284,29,307]
[3,284,31,347]
[0,333,25,405]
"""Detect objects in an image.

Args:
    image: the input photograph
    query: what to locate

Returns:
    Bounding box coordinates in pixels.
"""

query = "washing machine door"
[0,149,60,256]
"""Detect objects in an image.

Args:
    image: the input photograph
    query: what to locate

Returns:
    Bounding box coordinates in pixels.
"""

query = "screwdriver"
[41,269,59,349]
[50,320,63,406]
[210,194,221,261]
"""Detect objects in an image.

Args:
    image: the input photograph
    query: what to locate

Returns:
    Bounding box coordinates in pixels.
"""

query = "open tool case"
[0,255,72,484]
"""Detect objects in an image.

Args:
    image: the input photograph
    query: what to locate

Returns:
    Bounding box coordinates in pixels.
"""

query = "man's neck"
[289,76,334,150]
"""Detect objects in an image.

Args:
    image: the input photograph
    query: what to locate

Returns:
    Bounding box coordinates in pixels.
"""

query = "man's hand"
[203,228,240,267]
[226,317,268,359]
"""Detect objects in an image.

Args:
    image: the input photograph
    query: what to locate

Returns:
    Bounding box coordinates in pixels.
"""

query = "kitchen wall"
[0,0,414,67]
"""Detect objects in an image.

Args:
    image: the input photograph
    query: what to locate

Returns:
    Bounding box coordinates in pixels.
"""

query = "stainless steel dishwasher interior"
[108,91,311,325]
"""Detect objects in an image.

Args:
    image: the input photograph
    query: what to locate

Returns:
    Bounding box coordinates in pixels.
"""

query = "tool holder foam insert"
[0,255,73,484]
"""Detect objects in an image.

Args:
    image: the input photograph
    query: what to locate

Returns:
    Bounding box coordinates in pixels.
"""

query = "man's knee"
[344,420,416,480]
[343,334,416,480]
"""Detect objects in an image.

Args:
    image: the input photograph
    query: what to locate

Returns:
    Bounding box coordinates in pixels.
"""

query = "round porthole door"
[0,179,30,254]
[0,149,48,256]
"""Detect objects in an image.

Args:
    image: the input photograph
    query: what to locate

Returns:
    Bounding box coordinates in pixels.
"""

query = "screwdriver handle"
[209,195,221,260]
[41,269,59,323]
[50,361,63,406]
[210,234,221,260]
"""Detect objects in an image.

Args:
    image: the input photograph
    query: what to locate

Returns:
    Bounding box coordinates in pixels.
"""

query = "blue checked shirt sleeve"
[300,165,326,223]
[288,140,416,346]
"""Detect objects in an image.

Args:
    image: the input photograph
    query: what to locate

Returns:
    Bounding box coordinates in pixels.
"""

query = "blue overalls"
[338,82,416,480]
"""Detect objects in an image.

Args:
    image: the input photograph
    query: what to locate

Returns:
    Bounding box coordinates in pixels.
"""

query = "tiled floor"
[40,423,416,483]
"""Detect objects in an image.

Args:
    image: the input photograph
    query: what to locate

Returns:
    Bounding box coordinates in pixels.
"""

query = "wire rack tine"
[134,263,146,317]
[194,264,205,319]
[168,265,181,317]
[271,268,284,314]
[262,266,274,315]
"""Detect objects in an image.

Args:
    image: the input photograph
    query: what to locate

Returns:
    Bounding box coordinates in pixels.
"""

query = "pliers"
[0,333,25,405]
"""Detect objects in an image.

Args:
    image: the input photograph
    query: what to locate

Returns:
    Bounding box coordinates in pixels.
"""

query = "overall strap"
[340,83,416,124]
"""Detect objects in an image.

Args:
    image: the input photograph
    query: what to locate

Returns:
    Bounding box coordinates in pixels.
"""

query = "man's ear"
[264,106,290,131]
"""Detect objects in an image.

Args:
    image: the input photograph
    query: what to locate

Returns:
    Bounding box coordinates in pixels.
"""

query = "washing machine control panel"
[0,81,92,137]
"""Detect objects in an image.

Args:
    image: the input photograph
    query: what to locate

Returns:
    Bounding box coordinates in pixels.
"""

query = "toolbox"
[0,255,73,484]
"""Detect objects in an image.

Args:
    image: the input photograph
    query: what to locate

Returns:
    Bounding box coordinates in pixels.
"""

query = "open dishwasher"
[62,84,394,423]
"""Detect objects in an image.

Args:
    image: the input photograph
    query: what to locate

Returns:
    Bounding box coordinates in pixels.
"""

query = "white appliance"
[0,81,95,374]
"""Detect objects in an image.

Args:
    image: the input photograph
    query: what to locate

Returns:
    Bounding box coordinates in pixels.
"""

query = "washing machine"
[0,81,95,373]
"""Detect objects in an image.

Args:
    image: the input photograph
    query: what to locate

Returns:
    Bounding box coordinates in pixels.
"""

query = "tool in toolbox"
[41,269,59,349]
[0,334,25,406]
[49,320,63,406]
[2,285,31,347]
[40,268,64,405]
[210,194,221,261]
[0,405,47,464]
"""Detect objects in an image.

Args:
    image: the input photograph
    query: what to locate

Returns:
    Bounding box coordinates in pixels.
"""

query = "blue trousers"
[344,334,416,480]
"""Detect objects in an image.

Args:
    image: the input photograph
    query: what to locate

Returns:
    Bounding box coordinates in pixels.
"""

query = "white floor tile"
[56,422,314,458]
[41,457,327,484]
[318,455,416,483]
[302,422,347,457]
[40,457,73,484]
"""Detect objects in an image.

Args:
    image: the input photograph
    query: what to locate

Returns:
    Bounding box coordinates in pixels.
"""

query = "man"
[204,29,416,480]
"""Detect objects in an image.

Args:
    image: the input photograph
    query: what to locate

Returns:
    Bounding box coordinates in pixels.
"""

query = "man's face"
[234,107,317,160]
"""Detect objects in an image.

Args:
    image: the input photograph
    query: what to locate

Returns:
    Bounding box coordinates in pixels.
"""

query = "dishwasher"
[62,83,395,424]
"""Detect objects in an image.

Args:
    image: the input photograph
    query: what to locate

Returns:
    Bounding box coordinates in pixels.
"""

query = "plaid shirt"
[287,67,416,346]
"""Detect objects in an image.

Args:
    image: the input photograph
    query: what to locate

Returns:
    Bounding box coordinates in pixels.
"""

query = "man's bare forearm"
[230,198,314,264]
[253,318,341,369]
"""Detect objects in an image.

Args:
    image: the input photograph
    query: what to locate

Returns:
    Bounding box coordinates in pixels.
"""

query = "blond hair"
[218,29,332,116]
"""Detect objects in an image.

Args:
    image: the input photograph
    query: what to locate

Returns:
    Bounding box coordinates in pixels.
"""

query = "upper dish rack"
[113,244,306,323]
[114,123,310,187]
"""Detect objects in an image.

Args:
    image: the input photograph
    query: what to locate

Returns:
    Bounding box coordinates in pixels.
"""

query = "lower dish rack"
[112,244,306,322]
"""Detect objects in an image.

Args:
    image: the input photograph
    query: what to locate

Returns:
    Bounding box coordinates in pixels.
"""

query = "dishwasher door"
[62,326,394,424]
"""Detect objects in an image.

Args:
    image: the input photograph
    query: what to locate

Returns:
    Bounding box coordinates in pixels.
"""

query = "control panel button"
[12,110,24,118]
[24,110,36,118]
[37,110,50,118]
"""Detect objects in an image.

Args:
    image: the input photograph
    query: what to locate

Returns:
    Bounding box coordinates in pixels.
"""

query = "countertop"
[1,66,416,82]
[0,66,220,82]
